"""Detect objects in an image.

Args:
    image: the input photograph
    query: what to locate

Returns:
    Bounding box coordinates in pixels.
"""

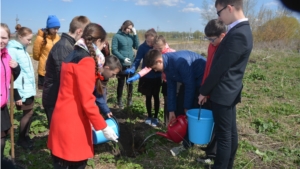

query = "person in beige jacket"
[33,15,60,89]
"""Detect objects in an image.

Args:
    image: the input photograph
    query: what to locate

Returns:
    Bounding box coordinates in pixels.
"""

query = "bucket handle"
[109,116,120,136]
[198,104,202,121]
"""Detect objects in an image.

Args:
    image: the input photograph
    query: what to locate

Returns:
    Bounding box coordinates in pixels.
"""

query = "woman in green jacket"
[112,20,139,108]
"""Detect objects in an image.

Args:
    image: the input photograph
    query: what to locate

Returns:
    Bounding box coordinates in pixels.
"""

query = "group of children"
[1,0,253,168]
[116,1,253,169]
[1,15,63,155]
[1,15,121,168]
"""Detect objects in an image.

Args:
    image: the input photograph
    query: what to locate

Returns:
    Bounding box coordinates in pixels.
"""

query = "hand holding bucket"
[102,126,118,142]
[92,116,120,144]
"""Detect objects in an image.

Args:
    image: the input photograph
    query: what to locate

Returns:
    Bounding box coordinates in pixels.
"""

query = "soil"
[107,108,152,158]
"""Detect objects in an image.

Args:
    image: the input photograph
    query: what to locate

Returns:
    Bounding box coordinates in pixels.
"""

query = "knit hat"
[46,15,60,29]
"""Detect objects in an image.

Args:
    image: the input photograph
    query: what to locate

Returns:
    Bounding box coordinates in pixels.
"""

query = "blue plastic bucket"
[92,117,119,144]
[186,108,214,145]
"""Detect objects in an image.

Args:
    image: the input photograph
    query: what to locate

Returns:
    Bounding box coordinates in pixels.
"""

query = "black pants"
[44,106,54,129]
[174,85,198,148]
[116,67,133,99]
[52,154,87,169]
[162,82,168,124]
[211,101,238,169]
[138,77,161,118]
[198,99,217,159]
[38,75,44,88]
[175,85,217,157]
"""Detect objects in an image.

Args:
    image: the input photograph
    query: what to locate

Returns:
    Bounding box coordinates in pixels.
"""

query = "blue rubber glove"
[127,74,140,84]
[124,67,135,74]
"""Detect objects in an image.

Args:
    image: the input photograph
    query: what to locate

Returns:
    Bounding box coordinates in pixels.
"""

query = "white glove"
[124,58,131,64]
[102,126,118,142]
[131,27,136,35]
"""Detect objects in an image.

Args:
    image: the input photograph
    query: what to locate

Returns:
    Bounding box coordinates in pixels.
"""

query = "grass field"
[3,40,300,169]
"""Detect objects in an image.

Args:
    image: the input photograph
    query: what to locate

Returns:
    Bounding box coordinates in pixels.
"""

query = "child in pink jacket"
[1,23,20,159]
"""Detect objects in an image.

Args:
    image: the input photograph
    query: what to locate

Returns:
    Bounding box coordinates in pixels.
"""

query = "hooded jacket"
[32,29,60,76]
[7,40,36,102]
[111,30,139,67]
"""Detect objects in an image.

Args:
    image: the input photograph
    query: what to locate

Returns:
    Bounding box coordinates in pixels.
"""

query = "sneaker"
[145,117,152,125]
[196,157,214,165]
[170,145,186,156]
[151,118,159,127]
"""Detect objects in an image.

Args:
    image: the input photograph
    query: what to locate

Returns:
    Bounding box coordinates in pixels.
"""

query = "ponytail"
[84,35,103,95]
[16,26,32,38]
[42,29,50,46]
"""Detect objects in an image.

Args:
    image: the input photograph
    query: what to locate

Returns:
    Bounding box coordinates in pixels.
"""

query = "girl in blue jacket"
[124,29,160,127]
[7,26,36,150]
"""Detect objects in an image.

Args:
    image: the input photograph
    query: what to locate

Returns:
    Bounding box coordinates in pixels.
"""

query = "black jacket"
[42,33,76,107]
[200,21,253,106]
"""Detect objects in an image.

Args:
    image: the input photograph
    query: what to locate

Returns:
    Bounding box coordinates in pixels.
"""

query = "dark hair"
[1,23,11,38]
[144,28,157,38]
[81,23,107,95]
[204,19,226,37]
[145,49,162,67]
[120,20,134,32]
[16,27,33,37]
[69,16,90,34]
[42,28,51,46]
[104,55,122,71]
[215,0,243,10]
[153,35,166,45]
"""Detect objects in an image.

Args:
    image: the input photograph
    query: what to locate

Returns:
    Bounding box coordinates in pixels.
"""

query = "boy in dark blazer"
[198,0,253,168]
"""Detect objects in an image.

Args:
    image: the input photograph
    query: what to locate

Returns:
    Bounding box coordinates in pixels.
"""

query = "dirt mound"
[104,109,152,157]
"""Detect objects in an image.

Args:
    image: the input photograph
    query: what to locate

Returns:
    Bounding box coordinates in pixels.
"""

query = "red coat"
[47,57,107,161]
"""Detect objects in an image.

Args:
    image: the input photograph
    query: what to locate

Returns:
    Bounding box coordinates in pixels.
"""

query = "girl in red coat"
[47,23,118,169]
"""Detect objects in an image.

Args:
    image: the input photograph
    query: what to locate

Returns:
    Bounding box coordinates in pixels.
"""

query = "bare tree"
[242,0,258,31]
[243,0,257,17]
[276,6,293,17]
[200,0,258,26]
[251,5,275,31]
[200,0,218,24]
